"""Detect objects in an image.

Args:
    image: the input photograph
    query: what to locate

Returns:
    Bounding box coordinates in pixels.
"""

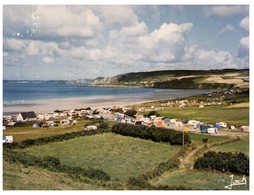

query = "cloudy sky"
[3,5,249,80]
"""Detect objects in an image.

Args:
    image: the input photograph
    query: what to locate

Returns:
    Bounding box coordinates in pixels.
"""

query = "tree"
[125,109,137,117]
[145,111,160,117]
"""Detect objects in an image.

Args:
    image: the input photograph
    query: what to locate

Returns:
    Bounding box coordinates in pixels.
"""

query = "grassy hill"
[3,160,107,190]
[91,69,249,89]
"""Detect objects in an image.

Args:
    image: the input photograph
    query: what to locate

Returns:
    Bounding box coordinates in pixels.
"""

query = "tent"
[200,124,208,134]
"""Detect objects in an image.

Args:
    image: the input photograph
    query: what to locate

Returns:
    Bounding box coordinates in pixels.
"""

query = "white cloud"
[239,36,249,57]
[42,56,54,64]
[3,5,36,36]
[4,5,102,46]
[182,45,248,69]
[93,5,138,26]
[204,6,248,17]
[36,6,101,38]
[219,24,235,35]
[240,16,249,32]
[26,41,40,55]
[3,5,249,80]
[107,22,193,64]
[4,38,27,51]
[119,22,148,37]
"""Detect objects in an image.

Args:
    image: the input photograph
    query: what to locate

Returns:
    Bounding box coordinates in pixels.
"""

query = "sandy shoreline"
[3,90,212,115]
[3,95,151,115]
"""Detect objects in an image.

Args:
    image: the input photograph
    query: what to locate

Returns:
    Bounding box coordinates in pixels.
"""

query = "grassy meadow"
[151,170,249,190]
[210,137,249,155]
[17,133,181,181]
[146,106,249,126]
[188,133,229,145]
[3,119,95,143]
[3,160,108,190]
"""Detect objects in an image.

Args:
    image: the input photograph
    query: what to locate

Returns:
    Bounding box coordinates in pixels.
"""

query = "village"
[3,98,249,144]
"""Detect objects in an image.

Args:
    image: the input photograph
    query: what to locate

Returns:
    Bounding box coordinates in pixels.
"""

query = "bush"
[127,176,192,190]
[14,121,35,127]
[140,160,179,181]
[144,111,160,117]
[42,156,61,168]
[112,123,191,145]
[124,109,137,117]
[98,122,109,130]
[110,108,123,113]
[194,151,249,175]
[128,177,147,187]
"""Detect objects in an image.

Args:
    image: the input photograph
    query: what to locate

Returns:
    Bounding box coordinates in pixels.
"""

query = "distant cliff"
[91,69,249,89]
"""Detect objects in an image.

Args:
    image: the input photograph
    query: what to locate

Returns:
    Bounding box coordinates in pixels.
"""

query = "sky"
[3,5,249,80]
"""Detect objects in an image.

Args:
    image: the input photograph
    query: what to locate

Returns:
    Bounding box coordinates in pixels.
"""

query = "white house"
[17,111,37,122]
[3,135,13,143]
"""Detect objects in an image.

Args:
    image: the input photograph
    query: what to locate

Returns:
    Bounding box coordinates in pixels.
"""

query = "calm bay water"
[3,81,156,104]
[3,80,211,107]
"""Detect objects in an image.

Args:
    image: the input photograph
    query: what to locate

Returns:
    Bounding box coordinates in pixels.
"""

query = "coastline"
[3,89,212,115]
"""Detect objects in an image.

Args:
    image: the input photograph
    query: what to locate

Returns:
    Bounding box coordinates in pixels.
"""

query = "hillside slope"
[91,69,249,89]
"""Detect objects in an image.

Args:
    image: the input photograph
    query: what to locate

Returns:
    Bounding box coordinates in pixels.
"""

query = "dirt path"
[151,137,241,184]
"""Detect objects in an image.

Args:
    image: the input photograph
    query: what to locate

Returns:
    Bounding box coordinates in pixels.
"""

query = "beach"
[3,95,146,115]
[3,89,212,115]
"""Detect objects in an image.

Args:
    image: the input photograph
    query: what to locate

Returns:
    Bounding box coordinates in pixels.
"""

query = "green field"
[151,170,249,190]
[3,119,94,143]
[154,106,249,126]
[3,160,107,190]
[18,133,181,181]
[210,138,249,155]
[189,133,229,145]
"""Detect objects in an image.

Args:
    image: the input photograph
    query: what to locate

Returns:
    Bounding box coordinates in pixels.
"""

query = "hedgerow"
[194,151,249,175]
[3,128,110,149]
[4,150,111,181]
[111,123,191,145]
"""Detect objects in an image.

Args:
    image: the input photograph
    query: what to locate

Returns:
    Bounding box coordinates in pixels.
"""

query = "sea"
[3,80,212,104]
[3,80,212,114]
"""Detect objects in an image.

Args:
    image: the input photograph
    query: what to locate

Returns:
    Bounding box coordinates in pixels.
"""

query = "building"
[207,128,219,134]
[241,126,249,133]
[3,135,13,143]
[17,111,37,122]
